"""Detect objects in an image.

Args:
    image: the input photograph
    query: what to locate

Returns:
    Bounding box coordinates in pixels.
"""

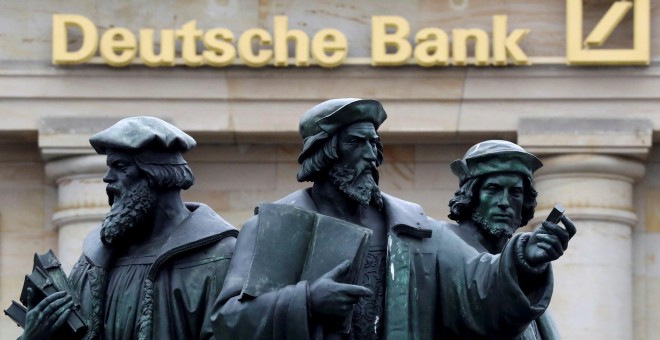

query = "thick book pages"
[11,250,88,339]
[300,213,372,333]
[300,213,371,284]
[242,203,372,333]
[3,300,27,328]
[243,203,372,297]
[33,251,80,306]
[20,266,58,305]
[242,203,316,298]
[32,250,86,335]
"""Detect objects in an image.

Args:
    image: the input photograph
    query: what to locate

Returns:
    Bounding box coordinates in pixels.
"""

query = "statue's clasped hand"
[22,289,73,340]
[524,215,577,266]
[309,260,373,318]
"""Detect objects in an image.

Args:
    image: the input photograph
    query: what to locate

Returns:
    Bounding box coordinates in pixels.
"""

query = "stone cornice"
[518,117,653,160]
[4,63,659,147]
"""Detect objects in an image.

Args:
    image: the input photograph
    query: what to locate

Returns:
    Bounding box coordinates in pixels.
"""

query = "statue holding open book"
[4,100,578,339]
[211,98,577,340]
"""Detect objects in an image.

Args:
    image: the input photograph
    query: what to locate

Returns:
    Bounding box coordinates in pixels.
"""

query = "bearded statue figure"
[212,98,438,339]
[431,140,577,339]
[211,100,577,339]
[20,117,237,340]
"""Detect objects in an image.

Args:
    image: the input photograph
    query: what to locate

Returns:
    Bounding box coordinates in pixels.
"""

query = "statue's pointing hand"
[22,289,73,340]
[310,260,373,318]
[525,215,577,266]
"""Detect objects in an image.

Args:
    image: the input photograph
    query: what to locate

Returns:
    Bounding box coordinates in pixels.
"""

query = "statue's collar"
[380,193,433,239]
[273,189,432,239]
[82,202,237,270]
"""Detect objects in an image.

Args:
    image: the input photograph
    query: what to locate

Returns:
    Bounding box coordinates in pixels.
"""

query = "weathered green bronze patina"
[19,117,237,340]
[434,140,577,339]
[211,100,576,340]
[211,98,574,339]
[212,98,433,339]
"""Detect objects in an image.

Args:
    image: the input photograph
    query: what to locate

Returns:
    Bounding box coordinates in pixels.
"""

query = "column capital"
[521,122,640,339]
[44,154,108,233]
[45,154,107,185]
[41,153,109,272]
[38,117,118,161]
[536,154,646,181]
[530,153,644,228]
[517,117,652,160]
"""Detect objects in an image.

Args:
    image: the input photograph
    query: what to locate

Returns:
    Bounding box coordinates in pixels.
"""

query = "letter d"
[52,14,98,64]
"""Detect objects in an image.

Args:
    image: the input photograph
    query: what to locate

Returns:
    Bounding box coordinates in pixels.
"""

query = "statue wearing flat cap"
[212,98,439,339]
[426,140,576,339]
[20,117,237,340]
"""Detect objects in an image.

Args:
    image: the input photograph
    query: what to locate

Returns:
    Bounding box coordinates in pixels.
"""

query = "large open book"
[242,203,372,332]
[3,250,87,339]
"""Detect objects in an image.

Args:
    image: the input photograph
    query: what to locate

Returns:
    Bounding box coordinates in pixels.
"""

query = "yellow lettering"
[139,29,175,67]
[49,13,542,68]
[371,16,412,66]
[273,16,310,67]
[413,28,449,67]
[52,14,98,64]
[177,20,204,67]
[452,29,489,66]
[100,28,137,67]
[238,29,273,67]
[311,29,347,68]
[492,15,529,66]
[203,28,236,67]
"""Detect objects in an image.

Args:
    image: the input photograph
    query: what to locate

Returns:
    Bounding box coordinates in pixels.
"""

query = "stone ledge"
[518,117,652,159]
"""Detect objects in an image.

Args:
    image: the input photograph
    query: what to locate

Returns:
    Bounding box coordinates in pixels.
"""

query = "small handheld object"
[4,250,87,339]
[3,300,26,328]
[545,204,566,224]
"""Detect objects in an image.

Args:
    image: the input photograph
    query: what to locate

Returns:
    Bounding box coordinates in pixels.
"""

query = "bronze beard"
[100,179,157,247]
[470,211,522,241]
[328,162,384,210]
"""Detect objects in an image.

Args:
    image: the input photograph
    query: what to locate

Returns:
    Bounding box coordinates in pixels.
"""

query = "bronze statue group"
[15,98,576,340]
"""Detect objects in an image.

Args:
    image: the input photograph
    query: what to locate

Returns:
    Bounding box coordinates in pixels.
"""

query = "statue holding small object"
[211,99,577,340]
[432,140,577,339]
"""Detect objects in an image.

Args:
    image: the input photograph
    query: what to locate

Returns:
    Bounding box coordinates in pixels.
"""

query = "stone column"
[518,118,651,340]
[39,117,118,273]
[533,154,643,339]
[44,155,108,274]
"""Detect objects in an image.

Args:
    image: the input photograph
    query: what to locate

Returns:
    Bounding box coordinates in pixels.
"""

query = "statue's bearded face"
[472,173,524,240]
[329,122,383,210]
[100,152,157,247]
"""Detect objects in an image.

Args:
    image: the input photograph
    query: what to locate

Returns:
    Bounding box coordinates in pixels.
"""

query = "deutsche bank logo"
[566,0,650,65]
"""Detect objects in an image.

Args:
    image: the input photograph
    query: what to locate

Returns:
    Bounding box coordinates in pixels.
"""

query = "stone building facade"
[0,1,658,339]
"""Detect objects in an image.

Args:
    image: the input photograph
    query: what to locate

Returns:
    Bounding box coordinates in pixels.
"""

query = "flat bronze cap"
[298,98,387,163]
[89,116,196,155]
[450,140,542,185]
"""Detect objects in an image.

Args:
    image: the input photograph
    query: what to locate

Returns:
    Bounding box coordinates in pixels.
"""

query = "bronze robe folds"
[212,189,556,339]
[69,203,237,340]
[431,221,560,340]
